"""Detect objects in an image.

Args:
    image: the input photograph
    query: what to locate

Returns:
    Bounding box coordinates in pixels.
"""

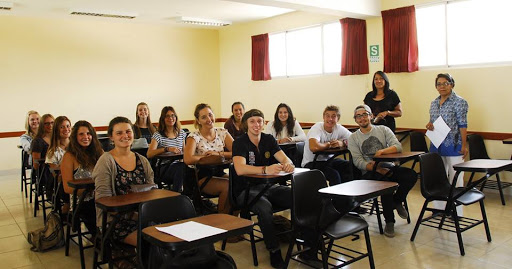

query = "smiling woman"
[45,116,72,169]
[224,101,245,139]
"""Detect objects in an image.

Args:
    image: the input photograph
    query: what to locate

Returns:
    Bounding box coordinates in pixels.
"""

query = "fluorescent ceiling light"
[69,8,137,19]
[0,1,13,10]
[176,16,231,26]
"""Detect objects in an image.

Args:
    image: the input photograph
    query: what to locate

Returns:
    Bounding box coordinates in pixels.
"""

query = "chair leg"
[320,238,328,269]
[249,230,258,266]
[283,231,296,268]
[495,174,506,206]
[364,228,375,269]
[451,209,465,256]
[404,199,411,224]
[374,198,383,234]
[479,200,492,242]
[411,201,429,241]
[77,228,86,269]
[65,216,72,256]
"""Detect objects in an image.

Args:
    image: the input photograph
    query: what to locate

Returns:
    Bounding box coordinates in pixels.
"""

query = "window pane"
[323,22,342,73]
[286,26,322,76]
[416,4,446,67]
[447,0,512,65]
[269,33,286,77]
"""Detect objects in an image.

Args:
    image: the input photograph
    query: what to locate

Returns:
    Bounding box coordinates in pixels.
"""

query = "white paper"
[426,116,451,148]
[155,221,226,242]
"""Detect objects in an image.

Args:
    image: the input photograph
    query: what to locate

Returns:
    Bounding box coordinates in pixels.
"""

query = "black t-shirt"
[31,137,49,159]
[134,126,153,144]
[363,89,401,132]
[232,133,281,197]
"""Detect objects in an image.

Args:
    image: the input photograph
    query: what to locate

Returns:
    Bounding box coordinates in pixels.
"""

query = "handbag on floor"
[27,211,64,252]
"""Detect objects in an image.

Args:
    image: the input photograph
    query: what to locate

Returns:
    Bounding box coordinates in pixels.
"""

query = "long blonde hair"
[134,102,156,137]
[24,110,40,138]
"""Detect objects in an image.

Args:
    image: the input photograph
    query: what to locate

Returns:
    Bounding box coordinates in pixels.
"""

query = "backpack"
[27,211,64,252]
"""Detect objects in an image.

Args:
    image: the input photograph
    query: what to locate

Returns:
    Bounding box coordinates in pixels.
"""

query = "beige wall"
[0,15,221,170]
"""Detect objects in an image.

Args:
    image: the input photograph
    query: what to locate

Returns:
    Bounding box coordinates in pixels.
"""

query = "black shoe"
[270,249,285,268]
[394,202,408,219]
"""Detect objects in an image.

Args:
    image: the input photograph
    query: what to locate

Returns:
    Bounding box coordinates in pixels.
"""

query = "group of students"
[19,70,468,268]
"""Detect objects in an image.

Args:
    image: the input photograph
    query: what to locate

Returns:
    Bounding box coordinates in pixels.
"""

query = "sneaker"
[270,249,285,269]
[395,202,408,219]
[384,222,395,238]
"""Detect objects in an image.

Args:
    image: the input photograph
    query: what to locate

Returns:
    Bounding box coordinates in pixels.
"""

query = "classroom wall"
[0,15,221,170]
[218,5,512,179]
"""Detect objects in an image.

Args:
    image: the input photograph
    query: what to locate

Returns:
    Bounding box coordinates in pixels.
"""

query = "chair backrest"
[291,169,328,229]
[294,141,305,168]
[137,195,196,269]
[410,131,429,152]
[468,134,490,160]
[418,153,451,199]
[227,164,241,211]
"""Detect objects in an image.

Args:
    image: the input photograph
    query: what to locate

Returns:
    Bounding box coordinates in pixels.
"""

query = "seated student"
[20,110,40,166]
[133,102,157,144]
[264,103,306,143]
[223,101,245,139]
[147,106,187,192]
[61,120,104,237]
[232,109,295,268]
[45,116,72,169]
[93,117,154,243]
[348,105,417,238]
[301,105,352,185]
[31,114,54,171]
[184,103,234,215]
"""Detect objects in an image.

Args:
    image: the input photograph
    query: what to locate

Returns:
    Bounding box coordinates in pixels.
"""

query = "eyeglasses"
[165,114,177,119]
[354,113,370,119]
[436,82,452,87]
[44,121,54,126]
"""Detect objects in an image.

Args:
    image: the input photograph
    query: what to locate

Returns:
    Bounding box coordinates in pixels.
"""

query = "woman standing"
[224,101,245,139]
[364,71,402,132]
[184,103,234,214]
[31,114,54,171]
[426,73,468,215]
[61,121,104,236]
[147,106,187,192]
[93,117,154,242]
[265,103,306,143]
[46,116,72,169]
[133,102,156,144]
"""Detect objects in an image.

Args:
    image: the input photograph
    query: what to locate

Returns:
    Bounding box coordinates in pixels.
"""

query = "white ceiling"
[0,0,380,27]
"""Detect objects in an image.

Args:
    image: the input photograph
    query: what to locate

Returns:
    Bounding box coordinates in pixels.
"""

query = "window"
[416,0,512,67]
[269,22,341,77]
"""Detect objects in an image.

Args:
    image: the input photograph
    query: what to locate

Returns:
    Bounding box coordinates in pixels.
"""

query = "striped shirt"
[152,130,186,150]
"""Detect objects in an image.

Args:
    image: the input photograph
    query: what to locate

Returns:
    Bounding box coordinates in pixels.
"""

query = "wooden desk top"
[503,138,512,144]
[453,159,512,173]
[142,214,253,249]
[318,180,398,202]
[67,178,94,189]
[154,152,184,159]
[96,189,180,212]
[372,151,424,162]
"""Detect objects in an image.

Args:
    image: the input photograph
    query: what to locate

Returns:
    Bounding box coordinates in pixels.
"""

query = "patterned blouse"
[429,90,468,156]
[114,154,147,195]
[188,128,228,155]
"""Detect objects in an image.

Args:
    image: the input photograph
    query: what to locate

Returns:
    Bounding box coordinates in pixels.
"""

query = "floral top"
[188,128,228,155]
[114,154,147,195]
[429,90,468,156]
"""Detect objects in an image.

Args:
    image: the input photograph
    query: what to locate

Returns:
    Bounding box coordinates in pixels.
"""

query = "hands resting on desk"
[366,161,390,176]
[266,163,295,174]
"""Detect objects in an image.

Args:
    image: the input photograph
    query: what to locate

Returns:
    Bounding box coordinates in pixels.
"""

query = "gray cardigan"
[93,151,154,227]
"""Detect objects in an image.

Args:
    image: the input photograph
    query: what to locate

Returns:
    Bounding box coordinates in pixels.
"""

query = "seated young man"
[302,105,353,185]
[348,104,418,238]
[232,109,295,268]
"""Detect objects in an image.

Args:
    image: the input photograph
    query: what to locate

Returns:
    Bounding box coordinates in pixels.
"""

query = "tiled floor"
[1,171,512,269]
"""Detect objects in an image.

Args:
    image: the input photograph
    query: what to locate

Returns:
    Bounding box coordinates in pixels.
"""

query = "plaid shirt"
[429,91,468,156]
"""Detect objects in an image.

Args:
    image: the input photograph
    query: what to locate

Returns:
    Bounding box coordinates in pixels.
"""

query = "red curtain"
[251,33,271,81]
[340,18,369,76]
[381,6,419,73]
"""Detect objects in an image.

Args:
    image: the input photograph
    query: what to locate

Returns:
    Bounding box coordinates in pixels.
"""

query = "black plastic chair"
[285,169,375,268]
[409,131,428,171]
[33,163,53,222]
[138,195,236,269]
[20,148,32,198]
[294,141,305,168]
[410,153,491,256]
[191,158,229,215]
[468,134,511,205]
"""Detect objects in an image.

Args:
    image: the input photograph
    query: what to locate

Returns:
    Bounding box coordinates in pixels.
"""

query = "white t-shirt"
[301,122,352,167]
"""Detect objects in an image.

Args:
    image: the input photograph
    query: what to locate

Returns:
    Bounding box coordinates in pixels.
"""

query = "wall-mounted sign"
[370,45,379,63]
